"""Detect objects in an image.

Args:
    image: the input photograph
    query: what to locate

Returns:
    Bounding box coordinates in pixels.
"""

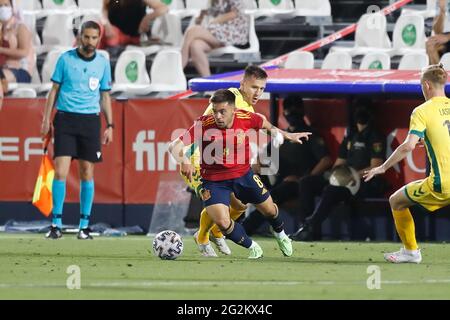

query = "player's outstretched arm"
[168,138,194,181]
[364,133,420,182]
[260,116,312,144]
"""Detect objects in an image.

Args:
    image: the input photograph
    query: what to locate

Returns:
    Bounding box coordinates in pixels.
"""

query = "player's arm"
[260,116,312,144]
[364,134,420,182]
[100,91,113,145]
[168,138,194,181]
[40,83,60,139]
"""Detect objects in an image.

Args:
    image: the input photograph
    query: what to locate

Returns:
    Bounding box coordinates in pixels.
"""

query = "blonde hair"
[421,63,448,87]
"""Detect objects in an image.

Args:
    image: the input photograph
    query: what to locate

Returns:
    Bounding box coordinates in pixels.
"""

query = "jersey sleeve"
[249,112,264,130]
[409,107,426,139]
[100,59,112,91]
[51,55,65,84]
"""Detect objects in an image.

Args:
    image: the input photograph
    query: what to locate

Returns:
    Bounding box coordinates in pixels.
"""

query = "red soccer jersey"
[180,109,264,181]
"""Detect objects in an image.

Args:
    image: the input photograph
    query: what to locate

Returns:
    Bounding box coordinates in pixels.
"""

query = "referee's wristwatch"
[107,123,115,129]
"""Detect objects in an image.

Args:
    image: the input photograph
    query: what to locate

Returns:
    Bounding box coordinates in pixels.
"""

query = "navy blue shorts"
[201,169,270,207]
[8,68,31,83]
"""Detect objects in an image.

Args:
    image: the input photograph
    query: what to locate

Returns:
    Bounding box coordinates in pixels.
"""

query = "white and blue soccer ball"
[152,230,184,260]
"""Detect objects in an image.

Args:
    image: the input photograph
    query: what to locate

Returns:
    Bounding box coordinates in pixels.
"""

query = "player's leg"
[181,25,221,68]
[77,160,95,240]
[208,194,247,255]
[75,114,102,240]
[384,183,422,263]
[235,171,292,256]
[46,156,71,238]
[189,39,213,77]
[254,197,293,257]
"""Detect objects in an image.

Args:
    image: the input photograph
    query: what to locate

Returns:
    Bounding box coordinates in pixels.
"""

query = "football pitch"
[0,234,449,300]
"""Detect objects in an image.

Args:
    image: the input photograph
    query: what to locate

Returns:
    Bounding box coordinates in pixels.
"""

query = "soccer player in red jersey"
[169,89,311,259]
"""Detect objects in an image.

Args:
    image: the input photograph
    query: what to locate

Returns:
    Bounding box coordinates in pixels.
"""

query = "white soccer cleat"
[194,231,218,257]
[383,248,422,264]
[210,236,232,255]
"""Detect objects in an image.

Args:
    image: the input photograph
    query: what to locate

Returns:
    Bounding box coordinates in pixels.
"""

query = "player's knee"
[216,217,232,231]
[231,202,247,212]
[389,194,402,210]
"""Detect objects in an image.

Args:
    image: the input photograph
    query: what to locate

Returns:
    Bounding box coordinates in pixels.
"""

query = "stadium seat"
[440,52,450,70]
[39,48,69,93]
[401,0,437,19]
[398,52,429,70]
[40,13,78,53]
[243,0,258,15]
[112,50,152,95]
[389,14,426,56]
[256,0,295,18]
[321,51,352,70]
[184,0,209,18]
[164,0,186,15]
[78,0,102,13]
[330,12,391,57]
[11,88,37,98]
[359,52,391,70]
[294,0,331,17]
[148,49,187,92]
[41,0,77,11]
[284,51,314,69]
[22,12,43,54]
[209,14,259,59]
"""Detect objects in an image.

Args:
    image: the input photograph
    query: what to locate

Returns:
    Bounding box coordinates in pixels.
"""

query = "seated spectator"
[426,0,450,64]
[181,0,249,77]
[242,95,332,236]
[291,102,387,241]
[0,0,35,94]
[100,0,168,49]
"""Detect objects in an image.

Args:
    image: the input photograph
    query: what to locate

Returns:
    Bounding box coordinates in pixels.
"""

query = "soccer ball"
[152,230,184,260]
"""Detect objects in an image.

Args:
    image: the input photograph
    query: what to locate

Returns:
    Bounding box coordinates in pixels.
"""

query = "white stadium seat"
[398,52,429,70]
[321,51,352,70]
[148,49,187,92]
[360,52,391,70]
[112,50,152,95]
[330,12,391,57]
[284,51,314,69]
[294,0,331,17]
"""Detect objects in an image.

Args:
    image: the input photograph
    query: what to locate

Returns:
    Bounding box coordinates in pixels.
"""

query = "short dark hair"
[210,89,236,106]
[244,65,268,80]
[80,21,101,35]
[283,95,305,116]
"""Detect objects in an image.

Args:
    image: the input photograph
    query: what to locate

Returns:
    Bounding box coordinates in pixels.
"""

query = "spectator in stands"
[181,0,249,77]
[242,96,332,236]
[0,0,35,94]
[426,0,450,64]
[100,0,168,49]
[290,101,387,241]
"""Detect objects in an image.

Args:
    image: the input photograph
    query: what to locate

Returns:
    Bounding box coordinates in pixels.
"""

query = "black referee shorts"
[53,111,102,163]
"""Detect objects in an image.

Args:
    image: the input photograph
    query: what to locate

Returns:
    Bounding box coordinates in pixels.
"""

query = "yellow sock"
[197,208,214,245]
[210,206,246,239]
[392,208,418,250]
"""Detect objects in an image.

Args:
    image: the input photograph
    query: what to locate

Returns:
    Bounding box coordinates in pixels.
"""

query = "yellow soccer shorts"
[404,178,450,212]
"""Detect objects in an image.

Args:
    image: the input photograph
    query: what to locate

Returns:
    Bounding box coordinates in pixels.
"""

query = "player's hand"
[181,162,194,181]
[285,132,312,144]
[363,165,385,182]
[103,127,113,145]
[40,119,51,139]
[138,15,152,34]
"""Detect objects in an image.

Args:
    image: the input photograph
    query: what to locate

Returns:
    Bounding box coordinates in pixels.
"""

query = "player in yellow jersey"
[182,65,283,257]
[364,63,450,263]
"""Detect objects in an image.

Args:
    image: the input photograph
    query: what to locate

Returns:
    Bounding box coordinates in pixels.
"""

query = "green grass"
[0,234,449,299]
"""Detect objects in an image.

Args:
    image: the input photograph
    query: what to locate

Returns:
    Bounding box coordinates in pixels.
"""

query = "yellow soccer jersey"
[409,96,450,193]
[202,87,255,115]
